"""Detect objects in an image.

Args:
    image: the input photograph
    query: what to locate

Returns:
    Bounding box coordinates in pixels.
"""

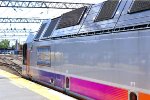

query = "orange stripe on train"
[139,92,150,100]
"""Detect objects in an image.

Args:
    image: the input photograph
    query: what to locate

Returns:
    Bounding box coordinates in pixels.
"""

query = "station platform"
[0,69,76,100]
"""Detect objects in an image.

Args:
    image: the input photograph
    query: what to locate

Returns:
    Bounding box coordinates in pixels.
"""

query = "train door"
[23,43,31,77]
[26,46,30,76]
[22,43,27,76]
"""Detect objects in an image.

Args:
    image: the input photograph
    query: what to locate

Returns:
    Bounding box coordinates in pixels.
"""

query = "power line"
[0,35,27,37]
[0,0,92,9]
[0,29,31,33]
[0,18,48,23]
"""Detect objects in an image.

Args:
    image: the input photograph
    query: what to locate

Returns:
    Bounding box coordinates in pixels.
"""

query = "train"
[22,0,150,100]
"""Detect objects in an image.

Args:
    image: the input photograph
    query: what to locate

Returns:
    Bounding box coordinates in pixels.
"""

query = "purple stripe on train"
[38,70,65,88]
[31,68,65,88]
[70,77,128,100]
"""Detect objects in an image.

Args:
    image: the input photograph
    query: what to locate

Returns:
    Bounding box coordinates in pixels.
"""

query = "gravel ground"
[0,65,21,76]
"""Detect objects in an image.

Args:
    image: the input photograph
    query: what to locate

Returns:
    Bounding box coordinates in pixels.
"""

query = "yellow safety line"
[0,69,76,100]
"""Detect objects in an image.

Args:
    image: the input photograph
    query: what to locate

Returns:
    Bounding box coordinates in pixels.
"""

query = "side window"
[56,6,87,29]
[23,43,27,65]
[37,46,51,67]
[34,22,47,40]
[94,0,120,22]
[42,17,60,38]
[129,0,150,14]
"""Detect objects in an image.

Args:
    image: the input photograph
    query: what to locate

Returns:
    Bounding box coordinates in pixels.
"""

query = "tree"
[0,39,10,49]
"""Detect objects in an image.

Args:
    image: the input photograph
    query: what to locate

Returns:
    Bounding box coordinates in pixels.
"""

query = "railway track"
[0,56,22,76]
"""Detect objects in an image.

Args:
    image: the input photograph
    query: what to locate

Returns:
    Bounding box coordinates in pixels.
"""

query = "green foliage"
[0,39,10,49]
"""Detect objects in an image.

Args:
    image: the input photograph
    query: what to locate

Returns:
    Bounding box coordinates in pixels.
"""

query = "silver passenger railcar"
[23,0,150,99]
